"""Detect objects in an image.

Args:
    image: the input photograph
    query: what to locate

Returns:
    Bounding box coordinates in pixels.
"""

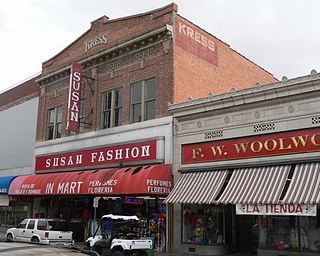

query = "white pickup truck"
[6,218,74,245]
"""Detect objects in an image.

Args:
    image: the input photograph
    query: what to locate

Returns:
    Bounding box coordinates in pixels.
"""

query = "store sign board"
[35,140,157,172]
[66,63,82,133]
[182,128,320,164]
[236,204,317,216]
[175,17,218,66]
[125,196,143,204]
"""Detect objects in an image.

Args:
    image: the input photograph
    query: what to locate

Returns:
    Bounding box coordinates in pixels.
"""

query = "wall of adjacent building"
[173,15,278,104]
[0,96,38,176]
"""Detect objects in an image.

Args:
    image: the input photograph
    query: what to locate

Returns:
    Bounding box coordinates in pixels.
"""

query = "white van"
[6,218,74,245]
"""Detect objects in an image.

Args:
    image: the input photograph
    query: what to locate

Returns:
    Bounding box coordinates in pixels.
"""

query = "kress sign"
[182,128,320,164]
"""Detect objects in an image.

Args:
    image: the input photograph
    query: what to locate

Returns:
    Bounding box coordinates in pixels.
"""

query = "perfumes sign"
[236,203,317,216]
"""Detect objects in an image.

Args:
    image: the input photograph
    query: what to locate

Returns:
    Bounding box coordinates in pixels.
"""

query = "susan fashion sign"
[236,204,317,216]
[35,140,157,172]
[182,128,320,164]
[66,63,82,133]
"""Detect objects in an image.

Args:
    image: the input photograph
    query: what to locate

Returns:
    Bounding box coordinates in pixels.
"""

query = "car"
[85,214,153,256]
[6,218,74,245]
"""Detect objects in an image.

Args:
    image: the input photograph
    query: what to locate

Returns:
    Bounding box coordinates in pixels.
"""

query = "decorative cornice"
[169,71,320,118]
[36,25,173,85]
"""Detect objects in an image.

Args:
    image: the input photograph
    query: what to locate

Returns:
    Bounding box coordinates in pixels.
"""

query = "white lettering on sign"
[146,179,172,194]
[87,179,118,194]
[90,146,150,163]
[69,72,81,122]
[84,35,107,53]
[45,155,83,168]
[66,63,82,133]
[178,22,215,52]
[236,203,317,216]
[36,140,157,172]
[56,181,83,194]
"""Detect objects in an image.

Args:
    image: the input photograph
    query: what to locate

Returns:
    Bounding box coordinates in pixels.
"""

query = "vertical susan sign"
[66,63,82,133]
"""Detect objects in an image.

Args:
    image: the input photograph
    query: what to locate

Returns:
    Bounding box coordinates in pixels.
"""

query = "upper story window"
[131,78,156,123]
[47,106,62,140]
[102,88,122,128]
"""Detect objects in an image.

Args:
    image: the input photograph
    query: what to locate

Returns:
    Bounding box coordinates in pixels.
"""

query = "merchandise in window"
[131,78,156,123]
[47,106,62,140]
[182,204,224,245]
[102,89,122,128]
[256,210,320,252]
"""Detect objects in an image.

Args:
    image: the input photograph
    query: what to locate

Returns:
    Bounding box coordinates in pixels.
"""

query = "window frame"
[130,78,156,123]
[101,88,123,129]
[46,106,63,140]
[26,220,35,229]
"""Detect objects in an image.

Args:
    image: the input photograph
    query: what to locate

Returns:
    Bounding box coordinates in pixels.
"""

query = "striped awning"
[217,165,291,204]
[282,162,320,204]
[164,170,228,204]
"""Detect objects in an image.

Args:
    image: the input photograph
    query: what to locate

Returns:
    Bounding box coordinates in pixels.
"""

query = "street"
[0,241,89,256]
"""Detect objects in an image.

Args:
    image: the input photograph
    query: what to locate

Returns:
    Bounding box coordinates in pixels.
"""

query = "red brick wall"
[0,76,39,111]
[36,42,174,141]
[42,3,177,76]
[173,16,278,103]
[36,4,279,141]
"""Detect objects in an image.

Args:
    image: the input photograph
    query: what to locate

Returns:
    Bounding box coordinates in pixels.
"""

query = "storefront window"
[182,204,224,245]
[256,210,320,253]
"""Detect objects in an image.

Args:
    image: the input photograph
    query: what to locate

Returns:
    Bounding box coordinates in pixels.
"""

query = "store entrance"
[236,215,258,254]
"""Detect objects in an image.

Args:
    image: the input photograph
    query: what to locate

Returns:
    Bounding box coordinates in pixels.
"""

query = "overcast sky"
[1,0,319,93]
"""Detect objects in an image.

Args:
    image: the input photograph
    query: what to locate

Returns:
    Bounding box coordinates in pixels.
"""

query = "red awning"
[8,164,172,196]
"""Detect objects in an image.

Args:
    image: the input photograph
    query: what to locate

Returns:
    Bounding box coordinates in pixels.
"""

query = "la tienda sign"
[236,203,317,216]
[35,140,157,172]
[182,128,320,164]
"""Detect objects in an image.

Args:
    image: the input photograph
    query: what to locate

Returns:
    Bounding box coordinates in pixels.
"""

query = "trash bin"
[145,248,154,256]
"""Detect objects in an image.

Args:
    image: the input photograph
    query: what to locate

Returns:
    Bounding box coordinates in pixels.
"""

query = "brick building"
[8,3,277,249]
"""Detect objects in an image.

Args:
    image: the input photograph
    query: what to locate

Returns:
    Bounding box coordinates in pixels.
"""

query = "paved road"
[0,241,89,255]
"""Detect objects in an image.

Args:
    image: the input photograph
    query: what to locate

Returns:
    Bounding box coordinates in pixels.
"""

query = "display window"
[182,204,224,245]
[256,207,320,252]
